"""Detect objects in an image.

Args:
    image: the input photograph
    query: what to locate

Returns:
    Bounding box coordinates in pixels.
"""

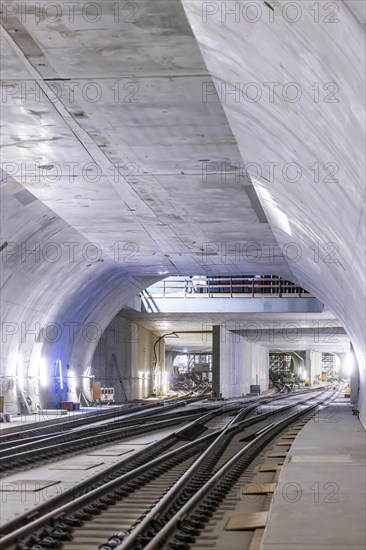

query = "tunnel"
[1,0,364,423]
[0,1,365,549]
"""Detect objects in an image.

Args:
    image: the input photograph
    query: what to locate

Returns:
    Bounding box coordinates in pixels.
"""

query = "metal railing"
[142,276,311,298]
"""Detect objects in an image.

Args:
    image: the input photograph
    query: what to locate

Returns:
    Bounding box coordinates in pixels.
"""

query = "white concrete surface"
[120,308,350,353]
[181,0,366,425]
[306,350,323,383]
[262,398,366,550]
[138,297,324,314]
[0,0,288,413]
[219,326,269,397]
[0,0,364,426]
[92,316,159,401]
[0,426,179,526]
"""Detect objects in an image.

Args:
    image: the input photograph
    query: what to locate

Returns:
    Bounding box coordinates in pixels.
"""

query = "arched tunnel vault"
[0,0,293,412]
[1,175,159,410]
[0,0,365,424]
[181,0,366,425]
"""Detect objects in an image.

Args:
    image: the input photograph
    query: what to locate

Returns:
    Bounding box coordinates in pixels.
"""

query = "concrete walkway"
[261,397,366,550]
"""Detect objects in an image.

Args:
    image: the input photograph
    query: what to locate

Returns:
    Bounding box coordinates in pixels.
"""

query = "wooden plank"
[273,467,282,482]
[258,463,282,472]
[249,528,265,550]
[225,512,268,531]
[276,441,292,446]
[268,451,288,458]
[243,483,277,494]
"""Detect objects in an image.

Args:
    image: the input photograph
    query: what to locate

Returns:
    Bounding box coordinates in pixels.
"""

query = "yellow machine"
[92,381,101,401]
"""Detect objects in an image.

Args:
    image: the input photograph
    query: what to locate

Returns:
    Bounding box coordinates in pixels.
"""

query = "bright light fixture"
[344,353,354,377]
[17,352,24,390]
[57,359,63,389]
[40,357,48,387]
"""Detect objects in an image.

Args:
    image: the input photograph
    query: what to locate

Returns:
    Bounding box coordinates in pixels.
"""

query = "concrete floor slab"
[0,425,180,526]
[0,407,119,433]
[48,462,104,470]
[261,401,366,550]
[0,480,61,492]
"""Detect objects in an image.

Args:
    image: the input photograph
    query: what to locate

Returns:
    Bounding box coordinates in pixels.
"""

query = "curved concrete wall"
[0,176,157,411]
[1,0,364,424]
[181,0,366,424]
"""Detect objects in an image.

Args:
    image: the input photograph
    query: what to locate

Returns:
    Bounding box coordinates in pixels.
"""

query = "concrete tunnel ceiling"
[0,1,365,423]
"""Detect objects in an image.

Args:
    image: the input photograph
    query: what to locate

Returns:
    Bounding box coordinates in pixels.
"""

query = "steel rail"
[0,428,222,547]
[0,397,269,474]
[0,402,153,444]
[112,388,331,549]
[0,413,207,475]
[0,388,323,476]
[0,407,209,458]
[0,389,210,445]
[0,396,285,546]
[141,388,337,550]
[0,388,328,548]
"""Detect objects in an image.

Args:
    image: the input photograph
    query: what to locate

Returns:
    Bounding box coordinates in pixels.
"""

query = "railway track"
[0,387,333,550]
[0,388,212,447]
[0,403,149,445]
[0,409,207,474]
[0,390,216,475]
[0,388,300,476]
[128,386,338,550]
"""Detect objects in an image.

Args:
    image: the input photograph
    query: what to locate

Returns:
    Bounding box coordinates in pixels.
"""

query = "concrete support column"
[306,350,323,384]
[165,351,176,392]
[213,326,269,398]
[350,367,360,404]
[154,338,166,396]
[349,346,359,404]
[212,325,221,399]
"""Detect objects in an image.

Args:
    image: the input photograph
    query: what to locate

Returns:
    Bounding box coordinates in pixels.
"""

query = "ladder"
[111,353,128,402]
[19,389,33,414]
